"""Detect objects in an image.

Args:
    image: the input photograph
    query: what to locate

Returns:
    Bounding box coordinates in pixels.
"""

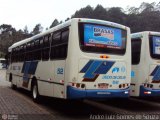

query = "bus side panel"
[35,60,66,98]
[130,65,141,96]
[64,21,80,99]
[10,63,22,87]
[53,60,65,98]
[131,33,152,97]
[35,61,55,97]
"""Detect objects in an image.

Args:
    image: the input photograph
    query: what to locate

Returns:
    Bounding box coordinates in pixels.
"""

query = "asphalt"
[1,70,160,120]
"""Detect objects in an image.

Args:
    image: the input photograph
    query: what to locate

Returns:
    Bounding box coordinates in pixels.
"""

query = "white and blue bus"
[6,18,131,101]
[131,31,160,97]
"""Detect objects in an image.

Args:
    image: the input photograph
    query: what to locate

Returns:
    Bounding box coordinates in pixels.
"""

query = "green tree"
[31,24,43,35]
[50,19,59,28]
[72,5,93,18]
[23,26,29,34]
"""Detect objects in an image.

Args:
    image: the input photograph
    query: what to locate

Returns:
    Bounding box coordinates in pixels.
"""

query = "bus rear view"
[67,19,131,99]
[7,18,131,101]
[131,31,160,97]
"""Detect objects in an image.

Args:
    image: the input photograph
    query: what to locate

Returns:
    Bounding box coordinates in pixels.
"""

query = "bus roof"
[8,20,72,52]
[131,31,160,39]
[8,18,128,52]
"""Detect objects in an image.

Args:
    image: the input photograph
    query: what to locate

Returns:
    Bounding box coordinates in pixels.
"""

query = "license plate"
[98,83,108,89]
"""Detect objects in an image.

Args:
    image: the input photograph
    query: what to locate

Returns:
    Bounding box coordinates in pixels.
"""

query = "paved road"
[1,70,160,120]
[0,70,55,120]
[0,70,106,120]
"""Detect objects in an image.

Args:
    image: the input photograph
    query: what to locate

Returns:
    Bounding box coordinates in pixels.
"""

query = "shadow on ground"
[12,87,112,119]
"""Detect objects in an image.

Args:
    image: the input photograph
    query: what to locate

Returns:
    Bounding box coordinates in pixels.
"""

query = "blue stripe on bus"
[150,65,160,82]
[150,65,160,76]
[131,71,135,78]
[67,86,130,99]
[28,61,38,74]
[140,85,160,96]
[23,62,31,81]
[22,61,38,75]
[94,61,115,74]
[152,67,160,81]
[80,60,115,80]
[80,60,94,73]
[83,61,103,79]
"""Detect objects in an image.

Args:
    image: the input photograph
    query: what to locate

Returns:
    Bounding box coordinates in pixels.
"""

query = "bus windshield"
[79,23,127,55]
[149,35,160,59]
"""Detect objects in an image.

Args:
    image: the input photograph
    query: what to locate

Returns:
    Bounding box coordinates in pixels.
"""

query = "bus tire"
[11,82,17,90]
[31,81,40,103]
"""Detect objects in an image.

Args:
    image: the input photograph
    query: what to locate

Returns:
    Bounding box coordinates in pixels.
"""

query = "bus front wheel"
[10,74,17,90]
[32,81,40,103]
[11,82,17,90]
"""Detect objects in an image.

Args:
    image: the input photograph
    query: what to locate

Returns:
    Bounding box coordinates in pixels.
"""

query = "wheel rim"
[11,82,14,88]
[33,85,37,99]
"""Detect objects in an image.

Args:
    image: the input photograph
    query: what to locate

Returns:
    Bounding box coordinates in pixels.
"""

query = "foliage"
[50,19,59,28]
[1,2,160,54]
[72,2,160,32]
[0,24,32,53]
[31,24,43,35]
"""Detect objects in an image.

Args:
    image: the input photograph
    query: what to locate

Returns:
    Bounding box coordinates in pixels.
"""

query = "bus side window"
[18,47,21,62]
[11,48,15,62]
[52,32,61,45]
[50,32,61,59]
[39,38,43,60]
[50,29,69,60]
[24,45,26,61]
[40,37,43,48]
[30,41,35,61]
[14,48,17,62]
[34,39,41,60]
[61,29,69,58]
[21,45,25,62]
[26,43,31,61]
[61,30,69,43]
[31,42,35,51]
[131,38,142,65]
[44,35,50,47]
[42,35,50,61]
[15,47,19,62]
[13,49,15,62]
[19,45,24,62]
[35,39,40,49]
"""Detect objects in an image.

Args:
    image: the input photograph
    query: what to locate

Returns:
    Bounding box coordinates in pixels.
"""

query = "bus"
[131,31,160,97]
[0,58,6,69]
[6,18,131,101]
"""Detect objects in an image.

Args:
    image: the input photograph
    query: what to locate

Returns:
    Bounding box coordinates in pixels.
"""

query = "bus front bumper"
[140,85,160,97]
[67,86,130,99]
